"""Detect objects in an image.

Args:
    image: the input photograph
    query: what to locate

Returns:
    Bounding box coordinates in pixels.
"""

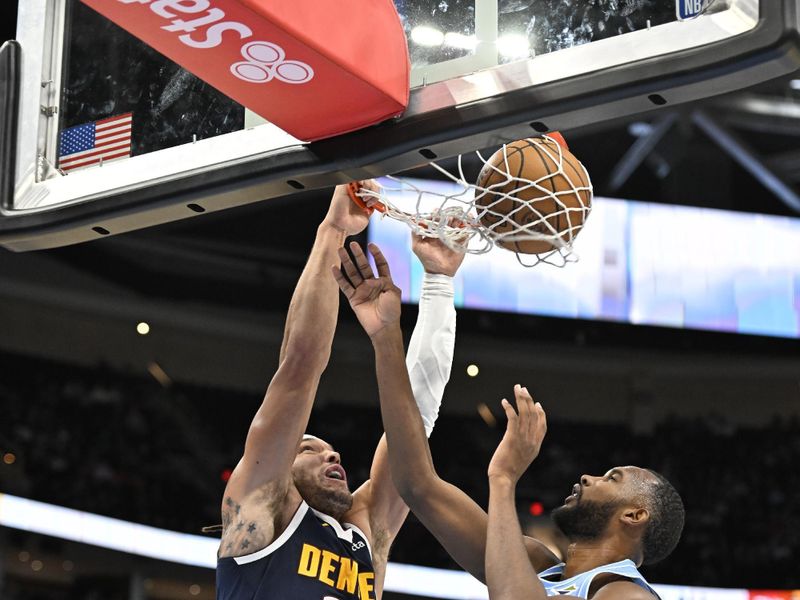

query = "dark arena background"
[2,1,800,600]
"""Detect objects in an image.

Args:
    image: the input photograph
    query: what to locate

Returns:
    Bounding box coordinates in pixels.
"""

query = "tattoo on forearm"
[248,523,257,533]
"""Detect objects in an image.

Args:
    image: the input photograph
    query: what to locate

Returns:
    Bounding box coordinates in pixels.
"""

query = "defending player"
[216,183,464,600]
[484,390,684,599]
[334,242,685,600]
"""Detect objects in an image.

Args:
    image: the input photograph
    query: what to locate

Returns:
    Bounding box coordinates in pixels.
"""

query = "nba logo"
[676,0,708,20]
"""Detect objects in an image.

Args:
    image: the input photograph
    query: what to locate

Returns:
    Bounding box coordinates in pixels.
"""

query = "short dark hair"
[641,469,685,565]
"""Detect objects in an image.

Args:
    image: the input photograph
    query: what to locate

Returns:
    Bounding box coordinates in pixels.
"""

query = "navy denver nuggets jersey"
[538,559,659,598]
[217,501,375,600]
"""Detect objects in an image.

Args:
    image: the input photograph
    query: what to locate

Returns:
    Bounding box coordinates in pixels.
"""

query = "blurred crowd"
[1,351,798,589]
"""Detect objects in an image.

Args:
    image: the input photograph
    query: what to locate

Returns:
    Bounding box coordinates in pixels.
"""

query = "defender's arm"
[485,392,548,600]
[373,332,558,581]
[348,239,461,596]
[336,243,558,583]
[487,477,547,600]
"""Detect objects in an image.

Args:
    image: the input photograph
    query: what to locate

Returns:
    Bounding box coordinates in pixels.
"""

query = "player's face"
[563,466,652,506]
[291,437,353,519]
[552,466,654,541]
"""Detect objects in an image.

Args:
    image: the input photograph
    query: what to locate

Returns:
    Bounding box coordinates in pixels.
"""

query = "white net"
[355,135,594,268]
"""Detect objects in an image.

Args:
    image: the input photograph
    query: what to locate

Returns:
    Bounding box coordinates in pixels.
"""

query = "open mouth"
[324,465,347,483]
[564,483,581,504]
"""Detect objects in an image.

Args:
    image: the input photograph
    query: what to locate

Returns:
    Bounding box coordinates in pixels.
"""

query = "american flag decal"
[58,113,133,173]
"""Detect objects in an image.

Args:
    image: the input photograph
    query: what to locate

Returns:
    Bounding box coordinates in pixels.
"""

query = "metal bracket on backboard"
[0,40,21,211]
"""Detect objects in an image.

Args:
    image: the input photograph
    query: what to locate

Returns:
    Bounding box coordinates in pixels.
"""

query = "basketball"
[474,136,593,255]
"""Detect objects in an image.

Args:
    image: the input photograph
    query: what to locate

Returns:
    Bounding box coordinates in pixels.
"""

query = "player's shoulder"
[226,464,303,517]
[522,535,561,571]
[590,579,659,600]
[339,489,373,545]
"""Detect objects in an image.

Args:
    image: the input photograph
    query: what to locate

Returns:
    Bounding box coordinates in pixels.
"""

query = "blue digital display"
[368,178,800,339]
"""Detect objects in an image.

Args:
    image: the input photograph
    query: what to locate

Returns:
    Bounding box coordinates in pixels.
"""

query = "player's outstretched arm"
[405,233,463,436]
[344,235,464,593]
[335,243,558,582]
[486,388,548,600]
[219,184,370,555]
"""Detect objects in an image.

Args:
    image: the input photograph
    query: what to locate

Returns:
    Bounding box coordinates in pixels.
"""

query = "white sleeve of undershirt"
[405,272,456,437]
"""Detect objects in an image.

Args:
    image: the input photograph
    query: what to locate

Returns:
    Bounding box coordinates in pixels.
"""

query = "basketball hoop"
[348,135,593,268]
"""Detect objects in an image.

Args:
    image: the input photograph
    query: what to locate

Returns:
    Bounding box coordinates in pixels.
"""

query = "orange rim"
[347,182,386,215]
[547,131,569,151]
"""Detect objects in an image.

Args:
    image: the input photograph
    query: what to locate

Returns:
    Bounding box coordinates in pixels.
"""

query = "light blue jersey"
[538,558,659,598]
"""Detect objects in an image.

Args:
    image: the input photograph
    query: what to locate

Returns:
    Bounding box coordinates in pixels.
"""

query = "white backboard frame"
[5,0,798,251]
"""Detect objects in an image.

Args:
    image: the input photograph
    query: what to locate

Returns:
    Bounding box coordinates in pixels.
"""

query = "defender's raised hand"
[333,242,402,338]
[487,385,547,485]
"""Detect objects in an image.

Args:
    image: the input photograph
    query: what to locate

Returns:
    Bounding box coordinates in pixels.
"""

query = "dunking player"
[216,183,464,600]
[334,242,685,600]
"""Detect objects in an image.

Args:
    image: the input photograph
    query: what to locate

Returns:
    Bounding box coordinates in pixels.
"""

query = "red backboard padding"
[80,0,410,141]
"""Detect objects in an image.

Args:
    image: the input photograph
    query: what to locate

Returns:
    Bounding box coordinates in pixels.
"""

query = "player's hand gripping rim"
[347,181,386,216]
[347,181,470,238]
[487,385,547,485]
[332,242,402,339]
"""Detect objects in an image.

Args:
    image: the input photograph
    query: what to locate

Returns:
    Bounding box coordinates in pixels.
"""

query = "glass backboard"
[2,0,799,251]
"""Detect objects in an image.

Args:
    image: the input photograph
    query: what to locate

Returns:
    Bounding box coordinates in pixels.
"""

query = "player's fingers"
[368,243,393,279]
[519,385,535,408]
[359,185,381,203]
[345,182,374,216]
[516,384,533,402]
[501,398,518,430]
[535,402,547,435]
[359,179,380,194]
[514,384,529,420]
[446,214,466,229]
[338,246,363,283]
[331,266,355,298]
[354,180,382,208]
[518,386,538,438]
[525,392,538,438]
[525,390,539,438]
[350,241,375,280]
[514,384,531,420]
